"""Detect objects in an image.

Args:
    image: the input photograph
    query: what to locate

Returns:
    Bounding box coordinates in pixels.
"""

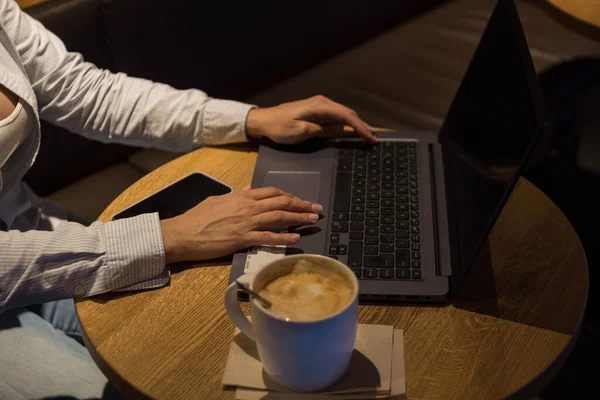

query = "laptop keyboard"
[328,141,422,280]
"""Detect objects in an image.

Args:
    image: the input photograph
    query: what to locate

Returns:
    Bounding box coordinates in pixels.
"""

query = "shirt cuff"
[103,212,169,291]
[198,99,256,145]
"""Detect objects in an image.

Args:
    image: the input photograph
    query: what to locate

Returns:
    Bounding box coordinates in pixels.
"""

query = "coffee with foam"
[257,258,354,321]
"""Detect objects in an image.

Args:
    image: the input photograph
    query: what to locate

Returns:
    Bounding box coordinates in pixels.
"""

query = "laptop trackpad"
[262,171,321,203]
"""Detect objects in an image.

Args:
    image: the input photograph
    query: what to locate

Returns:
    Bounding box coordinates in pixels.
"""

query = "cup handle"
[224,281,256,341]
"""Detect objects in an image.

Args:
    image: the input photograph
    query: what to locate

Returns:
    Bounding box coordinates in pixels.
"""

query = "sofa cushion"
[128,148,182,174]
[25,0,112,69]
[46,0,600,222]
[247,0,600,134]
[103,0,447,100]
[575,86,600,174]
[47,163,143,221]
[22,0,137,196]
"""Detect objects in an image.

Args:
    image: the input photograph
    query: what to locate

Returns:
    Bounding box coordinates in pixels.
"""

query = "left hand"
[246,95,377,144]
[160,187,320,263]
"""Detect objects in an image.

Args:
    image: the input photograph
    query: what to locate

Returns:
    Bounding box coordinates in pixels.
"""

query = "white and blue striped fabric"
[0,0,254,313]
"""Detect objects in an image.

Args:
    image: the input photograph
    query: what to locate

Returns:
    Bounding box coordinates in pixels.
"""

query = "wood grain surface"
[538,0,600,40]
[16,0,49,9]
[76,145,588,400]
[545,0,600,28]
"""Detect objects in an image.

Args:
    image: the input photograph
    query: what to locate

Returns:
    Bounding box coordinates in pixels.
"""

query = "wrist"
[160,218,182,264]
[246,108,266,140]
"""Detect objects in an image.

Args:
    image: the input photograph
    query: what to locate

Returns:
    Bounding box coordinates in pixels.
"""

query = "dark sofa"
[21,0,445,199]
[17,0,600,222]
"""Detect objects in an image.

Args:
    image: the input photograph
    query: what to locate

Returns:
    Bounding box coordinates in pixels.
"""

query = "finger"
[243,185,252,191]
[257,195,323,214]
[320,97,359,118]
[308,103,377,143]
[296,122,349,139]
[244,231,301,247]
[364,122,378,131]
[309,96,376,140]
[321,100,378,134]
[246,186,294,200]
[337,110,377,143]
[252,210,318,229]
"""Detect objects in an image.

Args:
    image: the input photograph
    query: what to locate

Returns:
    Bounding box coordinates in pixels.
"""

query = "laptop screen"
[438,0,546,275]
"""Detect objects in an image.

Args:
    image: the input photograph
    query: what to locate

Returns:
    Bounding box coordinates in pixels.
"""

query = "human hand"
[159,187,322,264]
[246,95,377,144]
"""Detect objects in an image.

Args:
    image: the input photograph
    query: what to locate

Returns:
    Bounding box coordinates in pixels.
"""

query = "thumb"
[295,120,324,138]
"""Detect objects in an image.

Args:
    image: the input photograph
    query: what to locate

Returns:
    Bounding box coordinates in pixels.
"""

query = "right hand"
[159,187,322,264]
[246,95,377,144]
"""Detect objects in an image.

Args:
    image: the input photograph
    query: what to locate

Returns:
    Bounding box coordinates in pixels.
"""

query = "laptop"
[229,0,547,303]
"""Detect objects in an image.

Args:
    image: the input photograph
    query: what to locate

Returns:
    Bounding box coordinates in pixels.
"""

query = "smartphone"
[111,172,233,221]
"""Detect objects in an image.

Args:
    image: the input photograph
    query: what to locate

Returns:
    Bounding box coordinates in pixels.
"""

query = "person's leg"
[0,306,120,399]
[1,193,118,398]
[28,298,84,345]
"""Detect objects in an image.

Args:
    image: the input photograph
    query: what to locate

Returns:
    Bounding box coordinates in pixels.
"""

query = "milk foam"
[257,259,353,321]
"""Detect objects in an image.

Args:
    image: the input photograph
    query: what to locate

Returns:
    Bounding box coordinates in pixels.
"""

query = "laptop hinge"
[428,144,452,277]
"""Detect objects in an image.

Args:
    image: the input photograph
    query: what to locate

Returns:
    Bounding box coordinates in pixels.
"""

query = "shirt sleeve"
[0,213,168,313]
[0,0,255,151]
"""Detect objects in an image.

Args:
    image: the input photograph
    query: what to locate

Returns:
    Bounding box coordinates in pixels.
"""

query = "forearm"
[36,64,255,151]
[0,213,167,312]
[0,0,255,151]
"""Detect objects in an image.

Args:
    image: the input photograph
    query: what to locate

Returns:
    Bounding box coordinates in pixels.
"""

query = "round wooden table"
[541,0,600,40]
[76,145,588,400]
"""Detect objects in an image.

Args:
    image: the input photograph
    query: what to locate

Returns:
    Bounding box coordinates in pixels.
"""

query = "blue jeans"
[0,299,123,399]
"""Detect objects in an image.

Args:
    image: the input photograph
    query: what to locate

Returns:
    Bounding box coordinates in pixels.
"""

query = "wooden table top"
[546,0,600,28]
[541,0,600,40]
[16,0,48,9]
[76,145,588,400]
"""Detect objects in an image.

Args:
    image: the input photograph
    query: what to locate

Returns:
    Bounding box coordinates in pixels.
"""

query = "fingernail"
[308,213,319,221]
[312,204,323,213]
[291,233,300,242]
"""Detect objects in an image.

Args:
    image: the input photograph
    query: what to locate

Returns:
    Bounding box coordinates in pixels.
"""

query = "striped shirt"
[0,0,255,312]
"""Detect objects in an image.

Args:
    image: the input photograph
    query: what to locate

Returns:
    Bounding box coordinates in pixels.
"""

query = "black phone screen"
[111,173,232,221]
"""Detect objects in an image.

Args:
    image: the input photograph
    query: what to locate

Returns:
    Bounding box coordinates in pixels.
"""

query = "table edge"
[75,145,589,399]
[537,0,600,41]
[506,317,584,400]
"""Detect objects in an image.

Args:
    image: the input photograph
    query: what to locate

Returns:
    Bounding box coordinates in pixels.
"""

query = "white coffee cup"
[224,254,359,392]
